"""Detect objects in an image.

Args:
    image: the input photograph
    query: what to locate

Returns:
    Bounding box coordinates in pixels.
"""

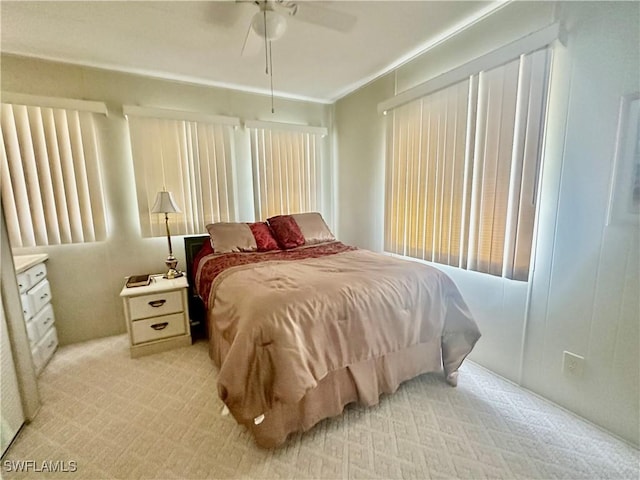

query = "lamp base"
[163,254,183,279]
[163,269,184,280]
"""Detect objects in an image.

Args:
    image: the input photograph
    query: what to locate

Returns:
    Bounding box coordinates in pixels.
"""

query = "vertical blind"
[126,114,237,237]
[385,79,472,265]
[0,103,108,247]
[385,47,551,280]
[248,125,323,220]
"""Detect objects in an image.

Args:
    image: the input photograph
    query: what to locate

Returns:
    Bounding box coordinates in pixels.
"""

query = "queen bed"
[186,213,480,448]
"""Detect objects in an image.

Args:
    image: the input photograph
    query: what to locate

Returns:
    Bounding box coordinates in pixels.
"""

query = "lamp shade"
[151,191,181,214]
[251,10,287,41]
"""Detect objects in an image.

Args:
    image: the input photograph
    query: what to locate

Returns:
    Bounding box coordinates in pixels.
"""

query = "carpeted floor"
[2,334,638,479]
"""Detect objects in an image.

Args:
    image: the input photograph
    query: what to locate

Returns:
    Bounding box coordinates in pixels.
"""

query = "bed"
[186,213,481,448]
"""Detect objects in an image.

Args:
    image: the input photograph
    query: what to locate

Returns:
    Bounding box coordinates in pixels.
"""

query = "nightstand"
[120,275,191,358]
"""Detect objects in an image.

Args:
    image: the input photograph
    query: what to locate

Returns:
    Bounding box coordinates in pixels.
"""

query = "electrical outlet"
[562,351,585,378]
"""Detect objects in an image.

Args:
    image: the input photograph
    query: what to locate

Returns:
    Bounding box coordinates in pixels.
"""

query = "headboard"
[184,235,209,282]
[184,235,210,338]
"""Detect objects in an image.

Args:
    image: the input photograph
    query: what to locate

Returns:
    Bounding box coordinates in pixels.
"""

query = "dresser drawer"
[128,290,183,320]
[33,304,55,338]
[26,319,39,346]
[17,271,31,294]
[37,327,58,366]
[27,263,47,287]
[131,313,186,345]
[29,280,52,313]
[21,294,33,320]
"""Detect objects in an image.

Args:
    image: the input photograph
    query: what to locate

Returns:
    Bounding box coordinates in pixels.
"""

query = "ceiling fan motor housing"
[251,9,287,41]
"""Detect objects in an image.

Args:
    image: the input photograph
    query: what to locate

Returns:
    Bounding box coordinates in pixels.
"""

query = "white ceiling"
[0,1,504,103]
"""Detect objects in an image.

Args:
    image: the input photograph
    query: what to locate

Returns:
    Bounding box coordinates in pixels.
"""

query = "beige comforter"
[208,249,480,424]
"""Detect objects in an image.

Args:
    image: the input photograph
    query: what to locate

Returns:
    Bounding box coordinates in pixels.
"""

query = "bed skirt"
[209,319,448,448]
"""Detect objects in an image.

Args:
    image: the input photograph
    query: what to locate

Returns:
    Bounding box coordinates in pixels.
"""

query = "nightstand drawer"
[129,290,183,320]
[131,313,186,344]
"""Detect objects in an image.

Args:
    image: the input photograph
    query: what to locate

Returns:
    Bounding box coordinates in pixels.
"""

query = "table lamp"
[151,190,183,279]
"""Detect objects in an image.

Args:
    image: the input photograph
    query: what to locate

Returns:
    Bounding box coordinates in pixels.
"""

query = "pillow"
[206,222,257,253]
[291,212,335,245]
[267,215,305,249]
[248,222,279,251]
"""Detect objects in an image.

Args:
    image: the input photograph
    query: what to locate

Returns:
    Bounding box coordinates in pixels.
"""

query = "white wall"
[395,2,556,93]
[335,1,639,445]
[1,55,333,345]
[333,73,394,252]
[522,1,639,446]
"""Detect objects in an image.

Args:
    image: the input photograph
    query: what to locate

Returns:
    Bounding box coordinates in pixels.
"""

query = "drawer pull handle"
[148,299,166,308]
[40,293,49,300]
[150,322,169,331]
[36,272,45,277]
[47,341,55,348]
[19,283,24,288]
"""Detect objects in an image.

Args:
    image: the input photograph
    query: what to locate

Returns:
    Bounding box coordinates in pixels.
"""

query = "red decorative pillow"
[267,215,305,249]
[249,222,280,251]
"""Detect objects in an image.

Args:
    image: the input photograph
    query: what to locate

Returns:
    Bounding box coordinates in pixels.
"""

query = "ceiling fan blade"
[291,3,356,33]
[207,1,245,27]
[241,23,264,57]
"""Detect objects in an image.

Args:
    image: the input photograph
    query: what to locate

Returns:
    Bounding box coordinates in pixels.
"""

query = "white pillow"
[291,212,335,245]
[206,222,257,253]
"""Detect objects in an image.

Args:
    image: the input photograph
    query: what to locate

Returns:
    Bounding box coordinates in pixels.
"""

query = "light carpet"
[2,334,638,479]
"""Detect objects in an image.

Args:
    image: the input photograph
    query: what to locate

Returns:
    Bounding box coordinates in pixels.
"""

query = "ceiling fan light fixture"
[251,10,287,41]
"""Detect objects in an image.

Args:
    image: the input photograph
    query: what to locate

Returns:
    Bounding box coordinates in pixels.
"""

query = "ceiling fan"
[235,1,356,113]
[240,1,357,57]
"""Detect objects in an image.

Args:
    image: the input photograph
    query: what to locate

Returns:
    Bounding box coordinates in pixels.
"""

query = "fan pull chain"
[263,9,269,74]
[262,7,275,113]
[269,40,275,113]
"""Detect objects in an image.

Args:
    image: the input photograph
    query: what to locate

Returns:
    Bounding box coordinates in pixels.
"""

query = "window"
[124,107,239,237]
[1,100,108,247]
[247,121,327,220]
[384,47,551,280]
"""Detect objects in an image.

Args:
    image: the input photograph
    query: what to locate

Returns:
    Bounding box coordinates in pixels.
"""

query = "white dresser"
[14,254,58,375]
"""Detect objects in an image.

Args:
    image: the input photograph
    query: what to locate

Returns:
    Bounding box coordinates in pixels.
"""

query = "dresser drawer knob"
[148,299,166,308]
[40,293,49,300]
[36,272,45,277]
[150,322,169,331]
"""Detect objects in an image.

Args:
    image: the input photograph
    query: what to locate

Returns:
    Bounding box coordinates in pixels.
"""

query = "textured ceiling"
[0,1,504,103]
